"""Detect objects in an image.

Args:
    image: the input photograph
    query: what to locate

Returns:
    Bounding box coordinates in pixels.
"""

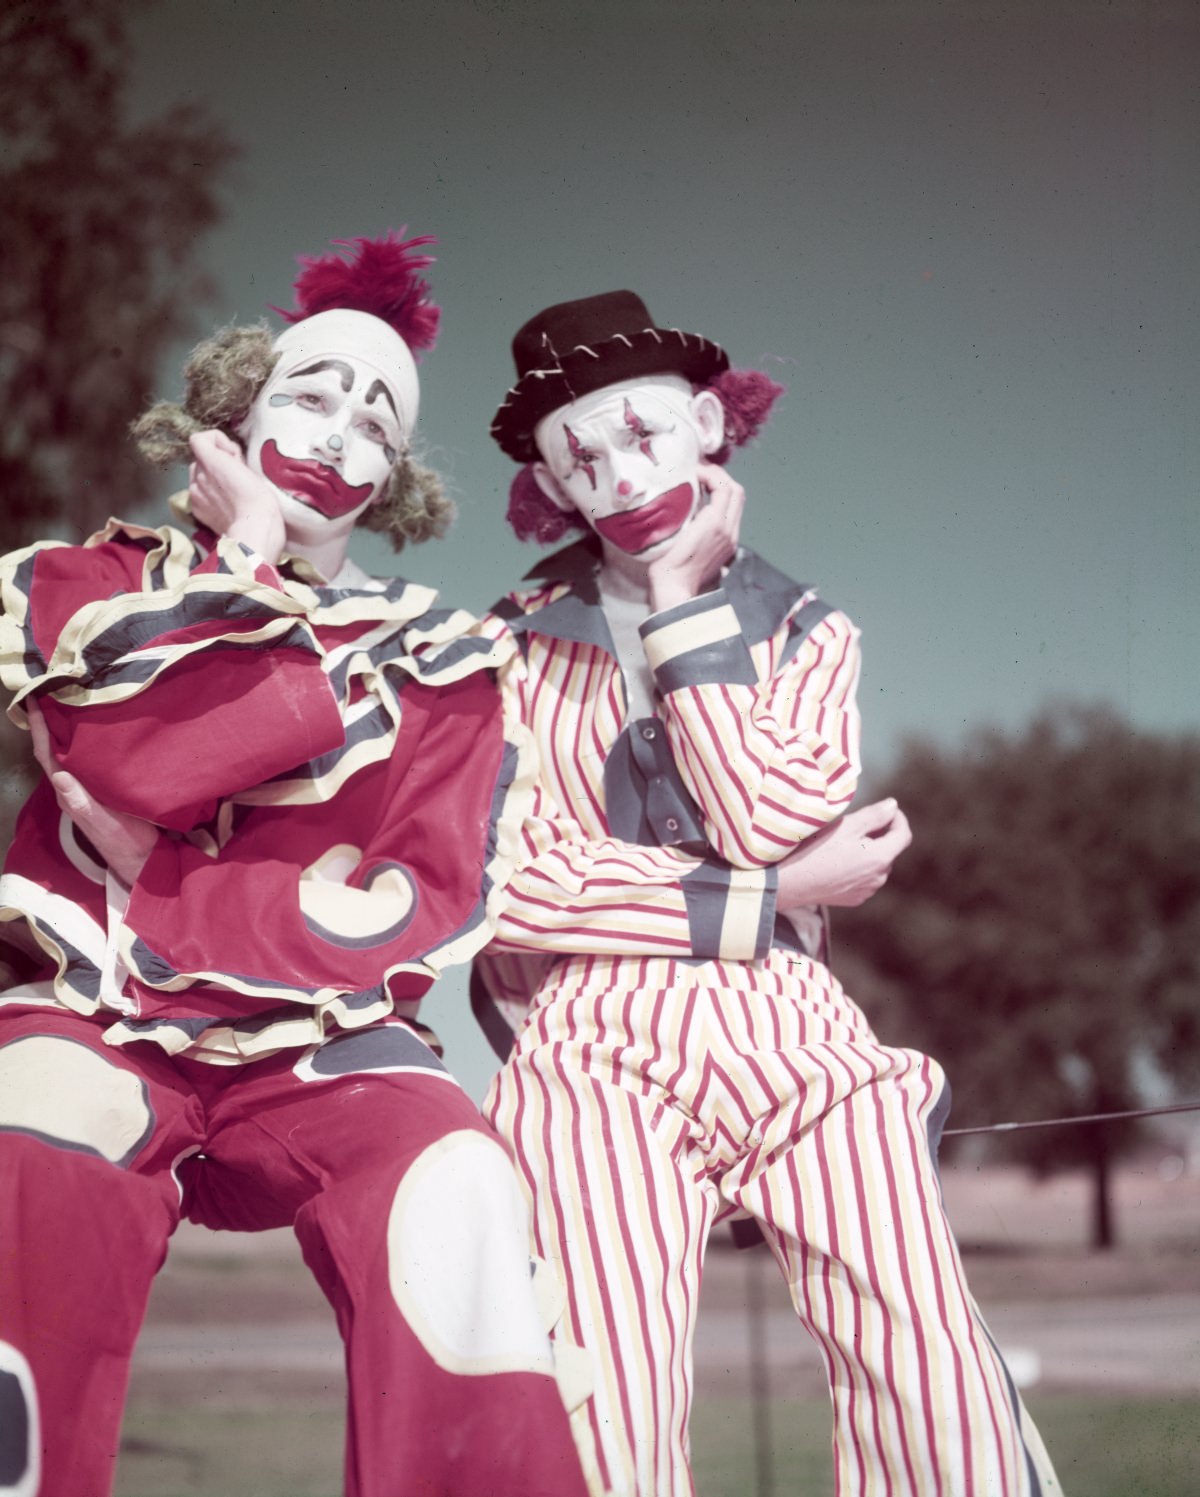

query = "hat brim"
[491,326,728,463]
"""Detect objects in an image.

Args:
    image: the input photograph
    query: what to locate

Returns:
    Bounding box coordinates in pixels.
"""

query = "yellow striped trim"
[718,867,767,960]
[642,602,741,672]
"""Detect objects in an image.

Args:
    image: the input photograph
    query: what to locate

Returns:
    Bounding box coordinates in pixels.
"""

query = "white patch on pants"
[387,1130,555,1379]
[0,1036,151,1165]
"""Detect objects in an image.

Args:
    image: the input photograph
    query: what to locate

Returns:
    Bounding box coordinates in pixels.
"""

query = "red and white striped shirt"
[475,540,863,1035]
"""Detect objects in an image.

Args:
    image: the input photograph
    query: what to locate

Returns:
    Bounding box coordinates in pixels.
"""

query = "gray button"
[665,817,680,832]
[642,725,657,740]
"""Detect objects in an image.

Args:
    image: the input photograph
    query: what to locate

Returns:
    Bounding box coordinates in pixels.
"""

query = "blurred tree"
[0,0,237,552]
[837,706,1200,1249]
[0,0,237,844]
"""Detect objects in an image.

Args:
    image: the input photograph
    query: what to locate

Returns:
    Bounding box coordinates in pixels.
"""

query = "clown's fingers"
[697,463,746,534]
[49,770,157,888]
[207,428,243,458]
[25,702,92,818]
[842,797,899,838]
[27,694,158,885]
[844,799,913,859]
[187,433,285,562]
[873,805,913,861]
[25,699,58,779]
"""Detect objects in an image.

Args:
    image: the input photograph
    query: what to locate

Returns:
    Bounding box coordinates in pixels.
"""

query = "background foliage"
[838,706,1200,1245]
[0,0,235,836]
[0,0,235,553]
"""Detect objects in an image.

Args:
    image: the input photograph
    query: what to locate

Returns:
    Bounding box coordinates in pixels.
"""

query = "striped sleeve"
[639,588,862,867]
[489,642,777,964]
[0,523,307,703]
[493,781,777,963]
[0,526,345,831]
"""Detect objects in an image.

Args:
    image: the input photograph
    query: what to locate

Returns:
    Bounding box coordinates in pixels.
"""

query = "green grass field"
[115,1390,1200,1496]
[111,1166,1200,1496]
[689,1392,1200,1497]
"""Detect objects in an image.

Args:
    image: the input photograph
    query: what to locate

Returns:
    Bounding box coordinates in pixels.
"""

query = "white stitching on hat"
[612,334,633,348]
[573,344,600,359]
[669,327,688,345]
[645,327,663,344]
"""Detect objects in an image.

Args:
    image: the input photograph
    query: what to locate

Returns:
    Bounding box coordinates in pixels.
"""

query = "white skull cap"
[270,308,420,434]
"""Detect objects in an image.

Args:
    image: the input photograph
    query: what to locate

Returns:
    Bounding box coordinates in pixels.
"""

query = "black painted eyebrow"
[289,359,356,391]
[365,379,399,418]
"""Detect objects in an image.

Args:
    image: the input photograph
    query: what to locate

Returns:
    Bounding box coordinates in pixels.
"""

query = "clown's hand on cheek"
[189,429,286,565]
[646,462,745,614]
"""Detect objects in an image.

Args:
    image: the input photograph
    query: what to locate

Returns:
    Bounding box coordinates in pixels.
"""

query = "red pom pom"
[506,464,583,544]
[705,369,786,463]
[279,231,441,355]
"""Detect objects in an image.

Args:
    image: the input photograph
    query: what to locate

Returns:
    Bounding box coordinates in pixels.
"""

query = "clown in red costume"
[0,236,593,1497]
[474,291,1065,1496]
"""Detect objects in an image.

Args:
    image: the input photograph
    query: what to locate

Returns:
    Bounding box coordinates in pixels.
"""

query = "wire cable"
[944,1099,1200,1137]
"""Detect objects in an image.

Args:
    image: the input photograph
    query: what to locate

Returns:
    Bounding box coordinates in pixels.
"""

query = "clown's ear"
[691,389,726,455]
[532,461,577,513]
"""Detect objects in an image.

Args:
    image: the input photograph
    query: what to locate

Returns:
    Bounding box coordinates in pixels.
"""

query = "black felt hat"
[490,290,729,463]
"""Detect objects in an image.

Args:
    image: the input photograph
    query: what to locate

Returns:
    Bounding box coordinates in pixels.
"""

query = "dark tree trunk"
[1089,1130,1116,1250]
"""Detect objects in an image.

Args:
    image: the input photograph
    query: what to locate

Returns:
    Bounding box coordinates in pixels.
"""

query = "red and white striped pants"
[485,950,1062,1497]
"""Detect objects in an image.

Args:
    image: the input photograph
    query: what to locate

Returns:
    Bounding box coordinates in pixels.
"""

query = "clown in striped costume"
[0,238,592,1497]
[475,291,1064,1496]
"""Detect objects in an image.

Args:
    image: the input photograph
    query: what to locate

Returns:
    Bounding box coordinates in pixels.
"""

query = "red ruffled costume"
[0,516,589,1497]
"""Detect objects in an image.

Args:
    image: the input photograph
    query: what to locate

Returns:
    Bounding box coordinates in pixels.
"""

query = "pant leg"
[485,982,715,1497]
[715,972,1063,1497]
[0,1000,204,1497]
[182,1019,589,1497]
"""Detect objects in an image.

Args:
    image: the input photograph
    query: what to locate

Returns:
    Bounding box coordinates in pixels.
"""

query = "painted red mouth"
[260,440,374,518]
[594,483,695,554]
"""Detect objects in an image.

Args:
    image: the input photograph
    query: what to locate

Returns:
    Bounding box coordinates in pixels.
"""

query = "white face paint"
[240,351,405,523]
[534,376,722,561]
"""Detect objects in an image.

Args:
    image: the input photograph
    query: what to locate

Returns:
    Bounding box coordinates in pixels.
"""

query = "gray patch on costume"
[723,547,818,648]
[0,1343,38,1495]
[126,935,297,994]
[679,861,732,960]
[604,719,706,849]
[301,1023,448,1079]
[18,917,102,1001]
[118,1016,222,1041]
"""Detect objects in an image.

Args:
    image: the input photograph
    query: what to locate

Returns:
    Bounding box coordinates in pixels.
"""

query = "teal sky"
[128,0,1198,1095]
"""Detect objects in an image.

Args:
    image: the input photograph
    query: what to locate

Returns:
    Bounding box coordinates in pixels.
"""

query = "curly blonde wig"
[361,453,456,549]
[131,322,453,552]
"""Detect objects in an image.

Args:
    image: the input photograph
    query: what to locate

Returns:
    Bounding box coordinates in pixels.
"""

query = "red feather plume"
[278,231,441,356]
